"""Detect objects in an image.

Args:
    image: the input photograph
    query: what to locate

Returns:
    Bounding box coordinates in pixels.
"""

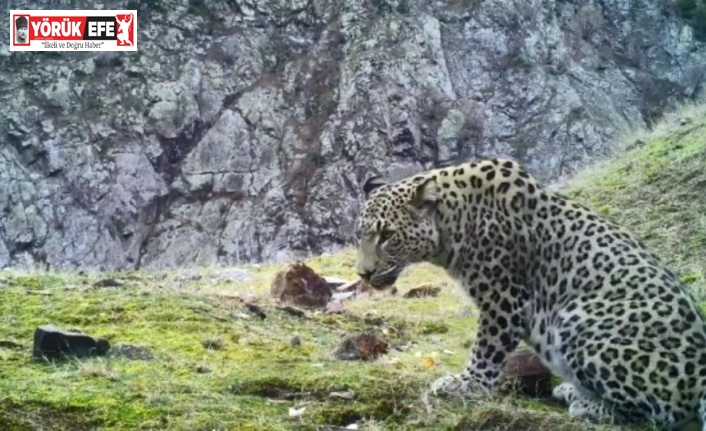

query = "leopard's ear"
[363,176,387,198]
[410,178,439,209]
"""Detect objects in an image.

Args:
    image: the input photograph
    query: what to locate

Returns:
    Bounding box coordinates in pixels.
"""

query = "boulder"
[93,278,125,288]
[270,261,332,309]
[33,324,110,360]
[500,347,554,398]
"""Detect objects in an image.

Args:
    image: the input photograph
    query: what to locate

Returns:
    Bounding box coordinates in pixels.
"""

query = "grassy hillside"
[562,100,706,298]
[1,102,705,430]
[0,258,623,431]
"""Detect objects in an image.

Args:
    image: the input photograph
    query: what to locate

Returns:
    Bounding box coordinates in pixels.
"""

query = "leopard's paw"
[552,382,579,405]
[429,374,489,398]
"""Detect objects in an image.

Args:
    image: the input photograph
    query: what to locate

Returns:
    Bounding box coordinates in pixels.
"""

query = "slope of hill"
[2,102,705,430]
[562,99,706,298]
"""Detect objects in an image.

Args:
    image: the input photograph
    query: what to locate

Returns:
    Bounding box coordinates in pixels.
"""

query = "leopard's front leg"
[430,282,525,398]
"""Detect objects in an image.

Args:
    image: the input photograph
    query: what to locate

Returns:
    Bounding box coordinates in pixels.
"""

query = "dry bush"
[577,5,605,41]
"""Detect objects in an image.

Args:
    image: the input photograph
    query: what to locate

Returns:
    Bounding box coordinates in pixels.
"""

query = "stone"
[290,335,301,347]
[329,390,355,400]
[108,344,155,361]
[93,278,124,288]
[32,325,110,360]
[334,334,389,361]
[325,298,345,314]
[195,364,212,374]
[244,303,267,320]
[499,347,554,399]
[270,261,332,309]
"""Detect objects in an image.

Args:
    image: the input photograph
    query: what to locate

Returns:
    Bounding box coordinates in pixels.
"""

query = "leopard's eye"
[378,229,395,244]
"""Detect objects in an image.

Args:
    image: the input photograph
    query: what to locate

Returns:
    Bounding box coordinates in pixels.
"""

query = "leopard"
[354,158,706,430]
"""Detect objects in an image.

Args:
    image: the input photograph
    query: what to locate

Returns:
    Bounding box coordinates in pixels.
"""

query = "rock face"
[1,0,705,270]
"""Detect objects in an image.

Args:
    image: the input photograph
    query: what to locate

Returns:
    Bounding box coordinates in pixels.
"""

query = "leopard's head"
[355,175,441,289]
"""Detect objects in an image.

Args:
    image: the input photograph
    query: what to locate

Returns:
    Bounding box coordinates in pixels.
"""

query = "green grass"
[562,99,706,298]
[3,100,706,429]
[0,257,643,431]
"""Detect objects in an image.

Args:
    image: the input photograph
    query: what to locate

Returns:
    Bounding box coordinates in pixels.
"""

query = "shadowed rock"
[33,325,110,360]
[93,278,124,288]
[500,347,554,399]
[334,334,389,361]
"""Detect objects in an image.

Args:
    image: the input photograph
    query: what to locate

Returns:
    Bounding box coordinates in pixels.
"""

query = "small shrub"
[577,5,604,40]
[677,0,706,41]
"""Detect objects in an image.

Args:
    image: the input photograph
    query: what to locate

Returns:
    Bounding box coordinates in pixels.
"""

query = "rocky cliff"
[1,0,705,270]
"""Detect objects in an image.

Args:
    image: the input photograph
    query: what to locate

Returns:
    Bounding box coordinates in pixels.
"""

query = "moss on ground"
[0,258,649,431]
